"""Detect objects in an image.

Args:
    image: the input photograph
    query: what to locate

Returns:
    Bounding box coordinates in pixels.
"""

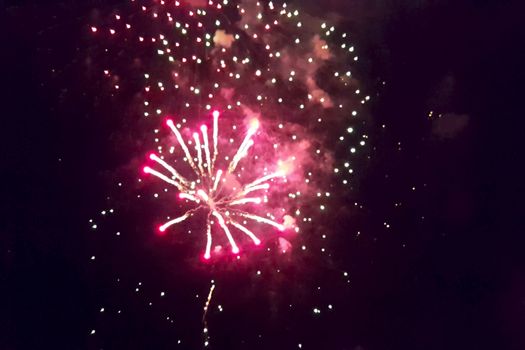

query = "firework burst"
[143,110,291,260]
[82,0,372,345]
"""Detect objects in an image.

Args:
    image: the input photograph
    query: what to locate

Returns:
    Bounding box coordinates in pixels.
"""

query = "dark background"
[2,0,525,349]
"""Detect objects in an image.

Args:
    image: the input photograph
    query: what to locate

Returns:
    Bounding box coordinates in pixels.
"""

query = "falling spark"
[202,283,216,322]
[202,283,216,347]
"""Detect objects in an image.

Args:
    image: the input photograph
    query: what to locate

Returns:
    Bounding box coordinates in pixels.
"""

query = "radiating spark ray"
[228,120,258,173]
[228,137,254,174]
[143,166,185,191]
[159,212,191,232]
[204,220,212,260]
[149,153,190,186]
[212,111,219,170]
[229,139,254,173]
[212,211,239,253]
[179,192,200,203]
[230,220,261,245]
[197,189,210,203]
[245,171,284,189]
[238,212,285,231]
[229,197,262,205]
[201,125,212,177]
[238,183,270,197]
[166,119,199,175]
[193,132,205,177]
[242,139,254,156]
[212,169,223,193]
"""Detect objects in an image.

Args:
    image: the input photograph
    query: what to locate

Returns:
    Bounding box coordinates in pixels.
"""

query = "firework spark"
[143,111,289,260]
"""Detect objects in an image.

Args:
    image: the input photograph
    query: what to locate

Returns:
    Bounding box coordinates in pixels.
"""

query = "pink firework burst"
[143,110,290,260]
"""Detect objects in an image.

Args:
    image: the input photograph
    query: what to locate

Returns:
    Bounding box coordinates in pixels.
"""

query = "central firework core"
[199,190,216,210]
[143,111,288,260]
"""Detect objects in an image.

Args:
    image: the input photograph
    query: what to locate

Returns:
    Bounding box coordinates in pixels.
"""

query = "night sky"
[3,0,525,349]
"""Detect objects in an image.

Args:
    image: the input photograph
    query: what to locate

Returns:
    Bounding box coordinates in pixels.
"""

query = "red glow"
[203,253,211,260]
[166,118,174,127]
[200,125,207,131]
[212,110,220,118]
[143,166,151,174]
[158,225,166,232]
[149,153,156,160]
[232,247,240,254]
